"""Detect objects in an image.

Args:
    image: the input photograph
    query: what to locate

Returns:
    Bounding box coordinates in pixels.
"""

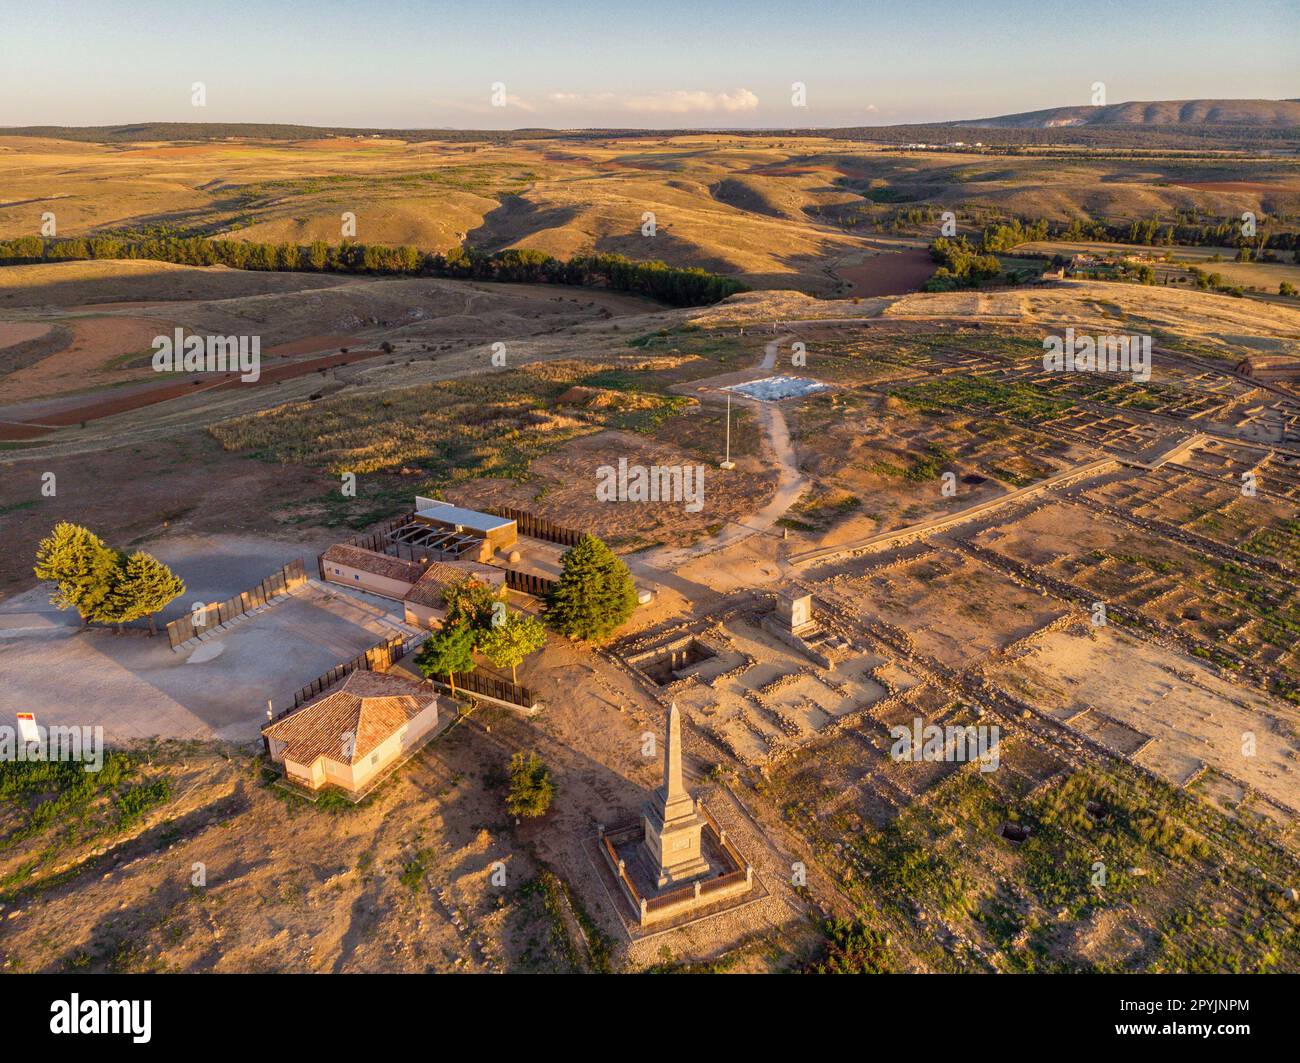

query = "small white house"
[262,671,443,795]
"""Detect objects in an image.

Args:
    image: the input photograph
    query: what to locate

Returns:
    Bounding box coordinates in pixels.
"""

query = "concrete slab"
[0,582,412,744]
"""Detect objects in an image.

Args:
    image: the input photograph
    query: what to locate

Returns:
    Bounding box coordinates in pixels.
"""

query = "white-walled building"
[262,671,445,795]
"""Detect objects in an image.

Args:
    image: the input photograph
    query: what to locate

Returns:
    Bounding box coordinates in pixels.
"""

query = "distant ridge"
[2,99,1297,150]
[0,123,560,144]
[951,99,1300,129]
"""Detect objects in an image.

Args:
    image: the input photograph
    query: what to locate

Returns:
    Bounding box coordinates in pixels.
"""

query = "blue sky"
[2,0,1296,127]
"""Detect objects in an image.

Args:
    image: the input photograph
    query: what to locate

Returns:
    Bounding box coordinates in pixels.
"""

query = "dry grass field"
[3,131,1300,973]
[4,132,1299,297]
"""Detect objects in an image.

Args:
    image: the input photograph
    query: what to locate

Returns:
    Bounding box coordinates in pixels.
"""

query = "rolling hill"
[953,99,1300,128]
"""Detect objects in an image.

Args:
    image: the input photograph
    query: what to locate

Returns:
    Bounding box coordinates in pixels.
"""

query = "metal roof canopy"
[413,499,515,534]
[387,524,482,556]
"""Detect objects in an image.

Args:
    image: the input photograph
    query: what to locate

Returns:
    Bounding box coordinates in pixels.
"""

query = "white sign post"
[16,712,39,744]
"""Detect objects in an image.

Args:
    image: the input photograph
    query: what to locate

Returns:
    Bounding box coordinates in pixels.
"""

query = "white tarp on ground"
[725,376,828,402]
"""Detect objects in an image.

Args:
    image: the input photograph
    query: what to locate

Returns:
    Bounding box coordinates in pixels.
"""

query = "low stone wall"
[641,871,753,926]
[599,811,754,927]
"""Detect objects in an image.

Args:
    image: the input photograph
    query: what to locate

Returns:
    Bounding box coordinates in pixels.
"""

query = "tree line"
[924,236,1003,290]
[980,215,1300,253]
[0,235,747,307]
[930,209,1300,291]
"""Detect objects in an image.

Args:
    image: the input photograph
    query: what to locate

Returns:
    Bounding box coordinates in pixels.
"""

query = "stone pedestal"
[643,795,711,887]
[776,589,815,637]
[641,701,710,886]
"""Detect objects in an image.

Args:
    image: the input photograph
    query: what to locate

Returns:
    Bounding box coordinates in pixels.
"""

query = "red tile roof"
[262,671,438,766]
[402,560,504,608]
[402,561,477,609]
[321,544,425,585]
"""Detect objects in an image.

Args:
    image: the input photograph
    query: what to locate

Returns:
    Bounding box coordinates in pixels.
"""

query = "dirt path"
[0,346,386,439]
[631,335,808,575]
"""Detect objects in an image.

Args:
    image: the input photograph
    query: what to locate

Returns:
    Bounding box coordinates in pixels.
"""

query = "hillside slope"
[955,99,1300,128]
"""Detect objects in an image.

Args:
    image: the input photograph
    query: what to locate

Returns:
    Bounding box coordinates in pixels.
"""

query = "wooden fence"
[284,634,409,714]
[484,506,583,548]
[700,803,749,871]
[426,669,538,711]
[504,568,557,599]
[644,867,750,913]
[167,558,306,649]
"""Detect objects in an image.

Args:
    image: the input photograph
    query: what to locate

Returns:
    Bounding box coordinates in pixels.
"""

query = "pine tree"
[101,551,186,634]
[478,609,547,684]
[546,534,637,641]
[32,522,120,624]
[414,621,477,695]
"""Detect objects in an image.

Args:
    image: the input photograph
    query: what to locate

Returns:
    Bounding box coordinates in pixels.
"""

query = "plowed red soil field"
[0,347,385,439]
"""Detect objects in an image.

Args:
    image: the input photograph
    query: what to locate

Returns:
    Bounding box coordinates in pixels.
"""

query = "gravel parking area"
[0,535,414,743]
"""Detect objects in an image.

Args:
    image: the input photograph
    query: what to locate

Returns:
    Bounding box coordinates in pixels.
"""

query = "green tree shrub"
[546,534,637,641]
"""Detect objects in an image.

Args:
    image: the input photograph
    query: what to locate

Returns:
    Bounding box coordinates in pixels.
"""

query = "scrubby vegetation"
[210,360,691,481]
[895,376,1070,423]
[505,751,554,819]
[0,750,177,902]
[778,749,1300,973]
[807,918,892,973]
[511,869,612,973]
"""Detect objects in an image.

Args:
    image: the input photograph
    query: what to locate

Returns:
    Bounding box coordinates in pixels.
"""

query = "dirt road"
[631,335,808,575]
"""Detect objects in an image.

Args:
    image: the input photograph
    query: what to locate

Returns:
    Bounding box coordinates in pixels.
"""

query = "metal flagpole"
[720,392,735,470]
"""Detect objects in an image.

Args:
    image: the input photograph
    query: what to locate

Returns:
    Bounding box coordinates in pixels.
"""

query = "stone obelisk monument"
[642,701,711,887]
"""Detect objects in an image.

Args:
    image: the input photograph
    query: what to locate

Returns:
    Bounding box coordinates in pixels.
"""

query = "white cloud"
[428,94,535,116]
[547,89,760,114]
[626,89,760,114]
[547,92,613,105]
